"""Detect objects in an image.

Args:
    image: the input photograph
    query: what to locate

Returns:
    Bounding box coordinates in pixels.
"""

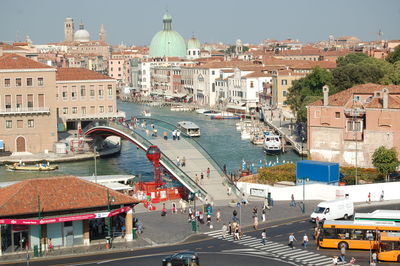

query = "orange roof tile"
[0,42,26,51]
[0,176,139,217]
[309,83,400,107]
[0,53,53,70]
[56,68,113,81]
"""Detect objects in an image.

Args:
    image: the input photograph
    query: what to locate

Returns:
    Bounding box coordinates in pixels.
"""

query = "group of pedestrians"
[176,156,186,167]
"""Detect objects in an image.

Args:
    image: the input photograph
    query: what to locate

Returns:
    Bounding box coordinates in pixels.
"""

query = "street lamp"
[298,177,309,214]
[37,195,42,256]
[94,146,97,184]
[107,190,116,248]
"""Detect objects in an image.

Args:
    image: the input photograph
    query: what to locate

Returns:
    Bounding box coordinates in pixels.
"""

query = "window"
[110,67,113,71]
[281,79,288,85]
[28,119,34,128]
[98,89,104,98]
[5,95,11,109]
[62,91,67,100]
[27,78,33,86]
[16,95,22,108]
[63,107,68,114]
[38,77,44,86]
[314,110,321,118]
[72,107,77,114]
[27,94,33,108]
[5,120,12,128]
[71,91,76,100]
[38,94,44,107]
[4,78,10,87]
[347,120,362,132]
[353,95,361,102]
[250,81,254,88]
[335,112,340,118]
[107,85,112,96]
[99,106,104,113]
[81,107,86,115]
[17,120,23,129]
[108,105,113,112]
[283,91,287,97]
[80,86,86,97]
[90,89,95,97]
[212,71,215,75]
[16,78,22,87]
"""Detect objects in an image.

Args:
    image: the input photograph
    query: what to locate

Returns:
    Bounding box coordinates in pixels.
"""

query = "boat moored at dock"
[263,132,282,154]
[6,162,59,171]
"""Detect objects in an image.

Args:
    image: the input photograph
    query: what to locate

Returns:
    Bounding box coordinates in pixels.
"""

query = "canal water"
[0,101,301,182]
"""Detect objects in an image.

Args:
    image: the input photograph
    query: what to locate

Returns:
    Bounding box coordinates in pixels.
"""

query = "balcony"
[60,111,126,121]
[0,107,50,115]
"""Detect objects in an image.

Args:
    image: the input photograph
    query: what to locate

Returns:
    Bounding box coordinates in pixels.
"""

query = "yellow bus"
[319,220,400,250]
[378,232,400,262]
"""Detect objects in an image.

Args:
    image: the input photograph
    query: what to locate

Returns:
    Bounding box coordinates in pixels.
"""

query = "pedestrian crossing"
[204,230,358,266]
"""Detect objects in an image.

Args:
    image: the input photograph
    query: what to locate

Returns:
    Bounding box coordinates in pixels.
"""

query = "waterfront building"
[0,176,139,255]
[271,69,305,111]
[0,53,58,154]
[307,83,400,168]
[55,68,120,132]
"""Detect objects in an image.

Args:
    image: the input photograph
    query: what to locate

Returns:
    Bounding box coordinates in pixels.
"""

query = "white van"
[310,198,354,222]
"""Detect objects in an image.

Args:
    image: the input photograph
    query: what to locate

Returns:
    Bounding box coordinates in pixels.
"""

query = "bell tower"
[64,17,74,42]
[99,24,107,43]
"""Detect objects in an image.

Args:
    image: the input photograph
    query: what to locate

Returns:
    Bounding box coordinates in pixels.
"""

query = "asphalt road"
[5,203,400,266]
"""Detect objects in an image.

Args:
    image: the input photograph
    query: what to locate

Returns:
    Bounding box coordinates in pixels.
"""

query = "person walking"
[261,229,267,245]
[221,223,228,239]
[253,215,259,230]
[290,194,296,207]
[163,131,168,140]
[181,156,186,167]
[262,207,266,222]
[380,190,384,201]
[288,233,296,249]
[368,192,371,203]
[176,156,181,167]
[172,130,176,140]
[195,174,199,184]
[303,233,309,248]
[200,172,204,184]
[372,252,378,265]
[339,244,346,262]
[216,208,221,222]
[206,167,211,178]
[161,203,167,217]
[176,130,181,140]
[171,202,177,214]
[228,222,232,235]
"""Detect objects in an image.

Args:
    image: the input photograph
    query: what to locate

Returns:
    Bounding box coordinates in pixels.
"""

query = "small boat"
[142,110,151,117]
[241,129,251,140]
[203,110,221,116]
[177,121,201,137]
[6,162,59,171]
[250,134,264,145]
[263,132,282,154]
[195,108,207,114]
[171,105,190,112]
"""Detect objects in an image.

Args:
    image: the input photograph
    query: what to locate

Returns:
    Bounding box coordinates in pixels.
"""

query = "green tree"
[372,146,400,182]
[337,52,370,67]
[287,66,333,122]
[386,46,400,64]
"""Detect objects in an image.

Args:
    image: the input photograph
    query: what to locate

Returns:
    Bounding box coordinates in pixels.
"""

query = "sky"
[0,0,399,46]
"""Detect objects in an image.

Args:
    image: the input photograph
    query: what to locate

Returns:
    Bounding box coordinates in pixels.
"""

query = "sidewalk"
[2,198,399,263]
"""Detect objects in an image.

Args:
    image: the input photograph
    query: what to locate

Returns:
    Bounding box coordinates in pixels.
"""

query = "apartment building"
[56,68,119,131]
[307,83,400,168]
[0,54,58,154]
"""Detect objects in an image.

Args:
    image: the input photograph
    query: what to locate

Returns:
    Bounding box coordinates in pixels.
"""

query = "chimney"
[323,85,329,106]
[382,88,389,109]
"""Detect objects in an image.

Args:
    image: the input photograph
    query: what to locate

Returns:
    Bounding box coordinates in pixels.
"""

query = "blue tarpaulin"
[296,160,340,184]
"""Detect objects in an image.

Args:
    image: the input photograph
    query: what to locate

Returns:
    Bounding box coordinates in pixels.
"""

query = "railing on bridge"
[84,120,208,201]
[135,117,242,199]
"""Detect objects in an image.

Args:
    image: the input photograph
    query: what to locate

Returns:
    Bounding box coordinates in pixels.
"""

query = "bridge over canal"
[85,119,240,202]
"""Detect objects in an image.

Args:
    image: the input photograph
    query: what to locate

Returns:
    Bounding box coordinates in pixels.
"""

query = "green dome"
[187,37,201,49]
[149,13,187,58]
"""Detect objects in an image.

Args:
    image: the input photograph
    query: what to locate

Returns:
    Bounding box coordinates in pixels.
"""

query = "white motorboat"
[171,105,190,112]
[177,121,201,137]
[263,132,282,154]
[195,108,207,114]
[142,110,151,117]
[241,129,251,140]
[203,110,221,116]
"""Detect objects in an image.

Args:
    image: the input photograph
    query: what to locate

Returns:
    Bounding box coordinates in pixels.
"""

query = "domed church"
[149,13,187,58]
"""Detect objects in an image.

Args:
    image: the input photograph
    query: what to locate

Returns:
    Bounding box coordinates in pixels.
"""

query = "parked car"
[162,251,199,266]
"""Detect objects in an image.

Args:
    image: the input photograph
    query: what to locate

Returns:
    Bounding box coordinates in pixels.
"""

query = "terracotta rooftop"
[0,42,26,51]
[244,71,272,78]
[0,53,53,70]
[56,68,113,81]
[0,176,139,217]
[308,83,400,108]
